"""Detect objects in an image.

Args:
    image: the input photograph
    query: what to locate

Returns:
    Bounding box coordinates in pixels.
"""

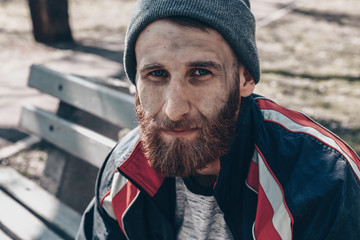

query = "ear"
[239,65,255,97]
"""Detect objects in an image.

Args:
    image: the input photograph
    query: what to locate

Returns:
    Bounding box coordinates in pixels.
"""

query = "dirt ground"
[256,0,360,154]
[1,0,359,182]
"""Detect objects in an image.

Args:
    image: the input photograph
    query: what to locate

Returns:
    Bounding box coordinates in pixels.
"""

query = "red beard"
[135,84,240,177]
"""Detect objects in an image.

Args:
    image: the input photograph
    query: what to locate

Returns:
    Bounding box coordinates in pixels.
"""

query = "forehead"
[134,19,236,65]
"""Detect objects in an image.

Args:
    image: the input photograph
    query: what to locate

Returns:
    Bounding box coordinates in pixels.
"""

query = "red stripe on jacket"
[112,181,139,234]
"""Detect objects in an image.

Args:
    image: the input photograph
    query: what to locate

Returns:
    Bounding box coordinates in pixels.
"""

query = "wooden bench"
[21,64,136,168]
[0,167,81,240]
[1,64,137,238]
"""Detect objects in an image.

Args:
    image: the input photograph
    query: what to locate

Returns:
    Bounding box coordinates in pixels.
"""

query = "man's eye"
[192,69,211,76]
[150,70,167,77]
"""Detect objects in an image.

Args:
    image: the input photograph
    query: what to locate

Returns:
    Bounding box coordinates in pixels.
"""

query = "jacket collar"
[118,141,165,197]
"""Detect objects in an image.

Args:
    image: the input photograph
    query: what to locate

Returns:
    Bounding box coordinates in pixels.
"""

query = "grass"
[255,0,360,155]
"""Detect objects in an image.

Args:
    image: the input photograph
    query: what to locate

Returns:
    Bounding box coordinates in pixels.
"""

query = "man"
[77,0,360,239]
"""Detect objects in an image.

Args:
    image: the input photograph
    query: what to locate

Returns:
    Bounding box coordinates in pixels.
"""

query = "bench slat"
[0,190,63,240]
[28,64,137,129]
[19,105,116,168]
[0,229,12,240]
[0,167,81,239]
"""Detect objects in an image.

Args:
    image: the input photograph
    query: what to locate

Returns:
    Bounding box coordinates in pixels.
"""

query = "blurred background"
[0,0,359,211]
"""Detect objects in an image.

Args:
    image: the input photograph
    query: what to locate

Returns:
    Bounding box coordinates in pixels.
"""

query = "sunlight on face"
[134,19,240,124]
[134,19,244,177]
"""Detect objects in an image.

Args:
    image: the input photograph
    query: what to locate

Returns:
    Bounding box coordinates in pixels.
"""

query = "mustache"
[149,114,207,131]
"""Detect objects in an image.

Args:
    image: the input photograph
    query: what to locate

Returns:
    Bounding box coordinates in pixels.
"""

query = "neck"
[190,160,220,188]
[196,159,221,176]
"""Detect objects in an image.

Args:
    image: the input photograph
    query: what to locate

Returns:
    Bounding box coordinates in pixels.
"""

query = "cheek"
[138,87,164,117]
[193,84,229,117]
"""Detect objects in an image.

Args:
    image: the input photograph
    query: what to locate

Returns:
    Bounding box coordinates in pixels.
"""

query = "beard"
[135,79,240,177]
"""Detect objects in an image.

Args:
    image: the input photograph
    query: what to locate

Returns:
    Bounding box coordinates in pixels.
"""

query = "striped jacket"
[77,94,360,240]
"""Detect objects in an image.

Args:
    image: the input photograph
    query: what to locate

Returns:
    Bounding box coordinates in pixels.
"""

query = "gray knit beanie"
[124,0,260,84]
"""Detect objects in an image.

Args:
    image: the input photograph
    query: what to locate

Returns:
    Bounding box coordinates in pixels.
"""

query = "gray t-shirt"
[175,177,233,240]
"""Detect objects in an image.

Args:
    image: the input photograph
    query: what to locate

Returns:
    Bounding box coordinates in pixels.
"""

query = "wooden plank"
[19,104,116,168]
[0,167,81,240]
[0,190,63,240]
[28,64,137,129]
[0,229,12,240]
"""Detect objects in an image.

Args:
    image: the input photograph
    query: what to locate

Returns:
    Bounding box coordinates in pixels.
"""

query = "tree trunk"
[28,0,73,43]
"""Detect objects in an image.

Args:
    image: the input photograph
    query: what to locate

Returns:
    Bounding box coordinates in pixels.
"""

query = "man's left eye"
[192,69,210,76]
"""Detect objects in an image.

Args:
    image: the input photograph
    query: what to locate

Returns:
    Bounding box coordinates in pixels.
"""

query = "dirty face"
[134,19,254,177]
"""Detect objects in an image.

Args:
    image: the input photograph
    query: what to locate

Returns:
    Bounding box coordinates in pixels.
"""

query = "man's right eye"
[150,70,167,77]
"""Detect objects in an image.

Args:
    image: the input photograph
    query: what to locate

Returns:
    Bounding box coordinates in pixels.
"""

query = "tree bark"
[28,0,73,43]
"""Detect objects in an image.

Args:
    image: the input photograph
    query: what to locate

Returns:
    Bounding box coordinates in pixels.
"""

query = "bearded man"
[77,0,360,239]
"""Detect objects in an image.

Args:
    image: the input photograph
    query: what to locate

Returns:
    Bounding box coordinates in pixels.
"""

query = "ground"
[0,0,359,182]
[256,0,360,153]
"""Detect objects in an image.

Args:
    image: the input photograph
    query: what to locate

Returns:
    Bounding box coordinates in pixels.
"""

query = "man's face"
[134,19,249,177]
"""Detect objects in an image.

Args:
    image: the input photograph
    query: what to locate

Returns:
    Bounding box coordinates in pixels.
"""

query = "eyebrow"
[139,60,224,73]
[139,63,165,73]
[187,61,223,72]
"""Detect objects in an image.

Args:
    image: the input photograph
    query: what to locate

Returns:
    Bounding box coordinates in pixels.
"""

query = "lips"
[162,127,200,138]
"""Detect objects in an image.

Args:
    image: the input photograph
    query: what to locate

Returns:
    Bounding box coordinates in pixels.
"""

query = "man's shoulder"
[251,95,360,232]
[253,95,358,160]
[95,127,140,200]
[102,127,140,174]
[112,127,140,166]
[254,94,359,160]
[252,94,360,190]
[253,94,311,127]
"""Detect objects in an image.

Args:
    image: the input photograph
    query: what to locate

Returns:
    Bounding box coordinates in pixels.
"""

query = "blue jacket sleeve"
[292,156,360,240]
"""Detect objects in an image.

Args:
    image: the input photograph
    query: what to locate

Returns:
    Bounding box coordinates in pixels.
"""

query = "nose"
[163,82,190,121]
